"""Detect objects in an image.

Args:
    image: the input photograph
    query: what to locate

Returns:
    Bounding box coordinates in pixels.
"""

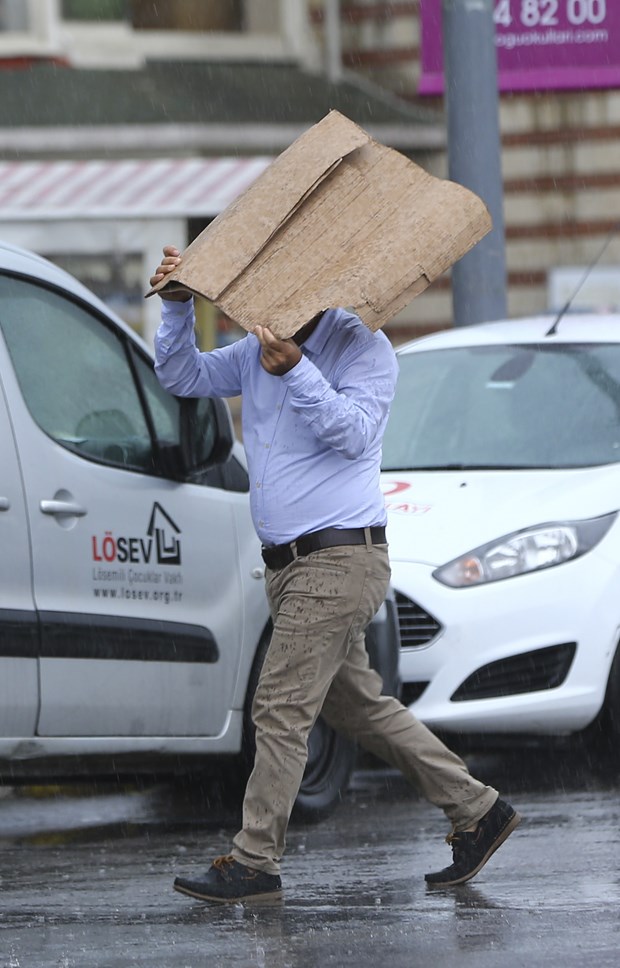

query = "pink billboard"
[419,0,620,93]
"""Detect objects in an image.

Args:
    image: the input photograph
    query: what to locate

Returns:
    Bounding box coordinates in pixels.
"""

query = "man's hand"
[149,245,191,301]
[255,326,302,376]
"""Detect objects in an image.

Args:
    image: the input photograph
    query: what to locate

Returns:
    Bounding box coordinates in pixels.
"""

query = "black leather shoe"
[425,797,521,887]
[174,855,282,903]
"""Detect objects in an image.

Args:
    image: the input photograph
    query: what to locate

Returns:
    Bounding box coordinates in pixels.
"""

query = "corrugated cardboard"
[147,110,492,338]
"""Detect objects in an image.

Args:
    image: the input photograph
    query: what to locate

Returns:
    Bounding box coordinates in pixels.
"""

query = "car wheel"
[602,642,620,743]
[582,641,620,755]
[241,626,357,824]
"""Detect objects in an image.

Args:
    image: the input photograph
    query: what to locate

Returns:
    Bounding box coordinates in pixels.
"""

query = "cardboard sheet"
[147,110,492,338]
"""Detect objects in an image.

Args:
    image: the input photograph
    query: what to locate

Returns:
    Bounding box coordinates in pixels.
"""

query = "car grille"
[395,591,443,648]
[450,642,577,702]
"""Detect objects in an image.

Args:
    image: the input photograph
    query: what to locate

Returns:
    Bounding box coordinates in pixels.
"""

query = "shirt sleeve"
[154,299,243,398]
[280,336,398,460]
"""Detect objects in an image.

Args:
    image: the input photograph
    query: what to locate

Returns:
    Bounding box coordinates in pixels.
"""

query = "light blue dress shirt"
[154,300,399,546]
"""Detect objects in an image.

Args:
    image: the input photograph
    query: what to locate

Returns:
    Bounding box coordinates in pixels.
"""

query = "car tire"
[581,640,620,756]
[240,626,357,824]
[602,642,620,744]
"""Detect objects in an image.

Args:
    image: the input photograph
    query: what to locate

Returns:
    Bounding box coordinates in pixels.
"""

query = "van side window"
[131,348,181,447]
[0,274,155,473]
[132,348,249,491]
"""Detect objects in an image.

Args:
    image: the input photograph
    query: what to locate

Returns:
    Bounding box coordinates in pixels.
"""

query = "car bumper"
[391,550,620,736]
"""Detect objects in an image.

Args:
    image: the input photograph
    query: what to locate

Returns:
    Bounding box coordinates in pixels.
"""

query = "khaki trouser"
[232,543,497,875]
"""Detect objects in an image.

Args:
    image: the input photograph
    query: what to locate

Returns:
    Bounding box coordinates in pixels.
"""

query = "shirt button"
[256,482,261,489]
[258,520,264,527]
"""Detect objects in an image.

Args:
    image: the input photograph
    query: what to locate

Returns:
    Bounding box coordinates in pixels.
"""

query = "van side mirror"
[179,397,234,477]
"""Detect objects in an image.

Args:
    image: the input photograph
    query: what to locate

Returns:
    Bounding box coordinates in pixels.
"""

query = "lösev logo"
[91,502,182,566]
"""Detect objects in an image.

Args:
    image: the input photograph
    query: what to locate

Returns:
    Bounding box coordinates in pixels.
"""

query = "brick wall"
[310,1,620,344]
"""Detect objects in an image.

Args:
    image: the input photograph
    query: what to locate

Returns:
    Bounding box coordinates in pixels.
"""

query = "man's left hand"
[255,326,302,376]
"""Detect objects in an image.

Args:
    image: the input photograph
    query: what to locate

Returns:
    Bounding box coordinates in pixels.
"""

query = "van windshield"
[382,343,620,471]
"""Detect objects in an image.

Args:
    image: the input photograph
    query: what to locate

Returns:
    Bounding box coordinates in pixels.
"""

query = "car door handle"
[0,497,10,511]
[40,499,87,517]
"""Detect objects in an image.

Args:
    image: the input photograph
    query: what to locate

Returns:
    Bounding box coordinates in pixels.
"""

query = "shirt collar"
[300,308,342,356]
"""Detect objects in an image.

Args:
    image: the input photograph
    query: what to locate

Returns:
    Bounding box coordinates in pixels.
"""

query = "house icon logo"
[147,502,182,565]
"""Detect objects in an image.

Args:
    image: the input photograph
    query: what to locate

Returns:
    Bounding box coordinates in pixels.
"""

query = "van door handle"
[40,499,87,517]
[0,497,10,511]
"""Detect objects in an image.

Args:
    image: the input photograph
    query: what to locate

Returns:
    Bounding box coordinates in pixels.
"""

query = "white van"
[0,241,399,819]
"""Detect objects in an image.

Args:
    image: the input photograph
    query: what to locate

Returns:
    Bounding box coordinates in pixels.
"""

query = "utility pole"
[442,0,508,325]
[324,0,343,83]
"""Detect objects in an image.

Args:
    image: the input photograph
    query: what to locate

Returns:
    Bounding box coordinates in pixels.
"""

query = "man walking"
[151,245,520,903]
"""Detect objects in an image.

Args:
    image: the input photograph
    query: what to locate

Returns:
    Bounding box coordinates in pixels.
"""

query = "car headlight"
[433,513,617,588]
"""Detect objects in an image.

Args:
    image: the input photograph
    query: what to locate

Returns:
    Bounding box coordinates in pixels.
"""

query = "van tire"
[241,626,357,824]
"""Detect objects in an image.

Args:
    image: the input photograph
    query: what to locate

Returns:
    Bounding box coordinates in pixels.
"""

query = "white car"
[0,241,399,817]
[381,313,620,745]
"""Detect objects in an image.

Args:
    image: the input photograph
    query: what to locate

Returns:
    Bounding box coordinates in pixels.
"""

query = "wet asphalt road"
[1,744,619,968]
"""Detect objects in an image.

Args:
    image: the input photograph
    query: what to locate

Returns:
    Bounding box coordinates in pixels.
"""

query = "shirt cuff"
[161,298,195,326]
[280,353,325,399]
[156,299,196,354]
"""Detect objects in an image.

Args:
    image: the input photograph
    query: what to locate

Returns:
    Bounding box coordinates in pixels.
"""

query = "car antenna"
[545,219,620,337]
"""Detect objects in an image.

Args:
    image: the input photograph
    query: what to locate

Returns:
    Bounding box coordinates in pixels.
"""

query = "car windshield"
[382,342,620,470]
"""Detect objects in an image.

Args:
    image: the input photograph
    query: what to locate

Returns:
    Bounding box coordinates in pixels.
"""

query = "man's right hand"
[150,245,191,301]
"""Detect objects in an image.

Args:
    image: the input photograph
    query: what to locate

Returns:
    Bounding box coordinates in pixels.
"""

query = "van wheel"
[241,627,357,824]
[292,716,356,823]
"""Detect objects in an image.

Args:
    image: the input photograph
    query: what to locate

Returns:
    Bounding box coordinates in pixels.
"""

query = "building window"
[130,1,243,31]
[62,0,243,30]
[62,0,127,20]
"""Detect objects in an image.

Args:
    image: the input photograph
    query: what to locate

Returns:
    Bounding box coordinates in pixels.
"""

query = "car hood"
[380,467,620,566]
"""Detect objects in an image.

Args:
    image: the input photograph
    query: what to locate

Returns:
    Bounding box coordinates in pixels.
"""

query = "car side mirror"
[179,396,234,478]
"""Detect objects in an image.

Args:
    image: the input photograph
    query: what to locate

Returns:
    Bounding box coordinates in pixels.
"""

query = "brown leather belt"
[261,526,387,571]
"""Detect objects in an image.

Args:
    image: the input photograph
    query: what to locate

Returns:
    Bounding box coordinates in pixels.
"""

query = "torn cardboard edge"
[147,109,492,339]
